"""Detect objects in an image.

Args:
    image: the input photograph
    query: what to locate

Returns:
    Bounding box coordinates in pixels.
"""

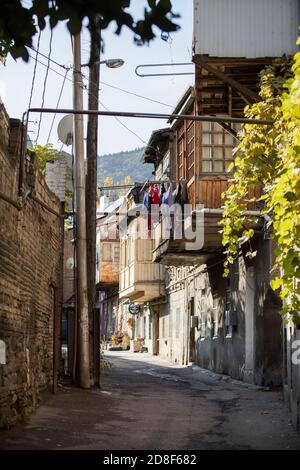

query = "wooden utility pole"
[86,18,101,387]
[73,32,90,389]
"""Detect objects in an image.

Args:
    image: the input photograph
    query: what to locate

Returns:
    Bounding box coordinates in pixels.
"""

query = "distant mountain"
[97,147,153,186]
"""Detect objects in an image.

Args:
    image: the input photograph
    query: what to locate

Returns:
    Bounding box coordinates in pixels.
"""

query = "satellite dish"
[57,114,73,146]
[66,257,75,270]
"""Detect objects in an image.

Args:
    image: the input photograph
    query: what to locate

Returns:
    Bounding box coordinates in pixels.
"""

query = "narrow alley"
[1,352,300,451]
[1,1,300,455]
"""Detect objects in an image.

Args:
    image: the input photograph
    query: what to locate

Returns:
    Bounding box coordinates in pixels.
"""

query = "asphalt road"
[1,351,300,450]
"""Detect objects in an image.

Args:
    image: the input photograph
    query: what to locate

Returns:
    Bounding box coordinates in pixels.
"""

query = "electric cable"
[46,67,70,143]
[35,29,54,144]
[29,47,174,109]
[28,53,73,82]
[99,81,173,108]
[99,99,147,146]
[28,30,42,111]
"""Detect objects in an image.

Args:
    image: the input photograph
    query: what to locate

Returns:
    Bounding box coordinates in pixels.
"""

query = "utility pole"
[73,32,90,389]
[86,18,101,387]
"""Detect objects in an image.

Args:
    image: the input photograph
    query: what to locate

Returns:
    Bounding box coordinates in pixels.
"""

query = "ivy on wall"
[220,47,300,324]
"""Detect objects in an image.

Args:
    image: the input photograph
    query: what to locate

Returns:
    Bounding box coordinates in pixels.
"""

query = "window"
[186,122,195,181]
[102,243,112,262]
[178,137,184,180]
[198,291,206,340]
[113,245,120,263]
[225,278,232,338]
[212,295,218,338]
[175,307,180,339]
[148,315,152,340]
[176,119,196,183]
[201,122,238,173]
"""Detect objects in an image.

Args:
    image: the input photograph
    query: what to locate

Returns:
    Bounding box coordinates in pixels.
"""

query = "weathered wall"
[0,104,63,428]
[45,151,73,206]
[163,237,282,386]
[283,324,300,432]
[63,229,75,305]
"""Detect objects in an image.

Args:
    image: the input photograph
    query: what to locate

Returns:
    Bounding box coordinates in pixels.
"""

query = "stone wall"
[0,104,63,428]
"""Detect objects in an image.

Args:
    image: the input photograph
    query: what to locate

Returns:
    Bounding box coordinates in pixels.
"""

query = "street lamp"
[82,58,125,68]
[103,58,124,68]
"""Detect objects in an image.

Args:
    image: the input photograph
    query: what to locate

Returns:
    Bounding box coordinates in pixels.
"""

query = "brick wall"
[0,104,64,428]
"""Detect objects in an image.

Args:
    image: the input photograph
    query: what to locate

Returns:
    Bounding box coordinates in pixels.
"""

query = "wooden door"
[189,299,196,363]
[153,312,160,356]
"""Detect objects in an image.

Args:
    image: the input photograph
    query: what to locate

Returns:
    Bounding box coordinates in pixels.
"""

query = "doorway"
[153,311,159,356]
[189,298,196,363]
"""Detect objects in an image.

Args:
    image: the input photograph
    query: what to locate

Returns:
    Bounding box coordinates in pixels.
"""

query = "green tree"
[0,0,179,62]
[220,50,300,324]
[104,176,113,186]
[29,143,61,175]
[124,175,132,185]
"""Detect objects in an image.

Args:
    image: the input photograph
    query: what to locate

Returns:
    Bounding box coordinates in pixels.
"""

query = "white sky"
[0,0,193,155]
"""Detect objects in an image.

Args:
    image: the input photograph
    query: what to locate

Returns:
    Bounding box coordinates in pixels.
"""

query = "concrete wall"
[283,322,300,432]
[0,105,63,428]
[162,237,282,386]
[45,151,73,207]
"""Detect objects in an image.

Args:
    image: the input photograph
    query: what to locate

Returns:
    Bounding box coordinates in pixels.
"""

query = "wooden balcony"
[153,211,224,266]
[152,178,263,266]
[119,238,165,302]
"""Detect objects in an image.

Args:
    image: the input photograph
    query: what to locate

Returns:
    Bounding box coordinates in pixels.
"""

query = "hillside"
[97,147,152,186]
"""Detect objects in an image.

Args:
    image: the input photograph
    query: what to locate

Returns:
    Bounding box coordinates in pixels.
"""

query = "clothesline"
[98,179,182,192]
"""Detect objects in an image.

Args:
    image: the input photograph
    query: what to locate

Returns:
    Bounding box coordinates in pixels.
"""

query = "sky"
[0,0,193,155]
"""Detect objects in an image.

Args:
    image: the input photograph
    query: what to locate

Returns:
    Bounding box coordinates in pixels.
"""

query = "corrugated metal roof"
[193,0,300,58]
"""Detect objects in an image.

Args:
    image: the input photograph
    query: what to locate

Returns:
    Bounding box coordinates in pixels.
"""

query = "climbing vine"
[220,48,300,324]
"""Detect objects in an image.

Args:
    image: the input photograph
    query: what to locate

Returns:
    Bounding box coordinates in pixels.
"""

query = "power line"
[28,30,41,111]
[100,99,147,146]
[80,78,149,146]
[100,81,173,108]
[28,53,73,82]
[46,67,70,143]
[29,45,69,71]
[29,48,174,109]
[81,77,171,160]
[35,29,53,144]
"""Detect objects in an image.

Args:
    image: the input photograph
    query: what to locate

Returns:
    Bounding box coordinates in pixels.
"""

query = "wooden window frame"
[201,122,238,175]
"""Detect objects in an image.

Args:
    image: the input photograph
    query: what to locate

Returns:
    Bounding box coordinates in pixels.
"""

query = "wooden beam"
[218,121,240,141]
[193,56,260,104]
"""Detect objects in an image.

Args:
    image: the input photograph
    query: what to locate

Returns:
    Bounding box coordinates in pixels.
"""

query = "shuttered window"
[102,243,112,262]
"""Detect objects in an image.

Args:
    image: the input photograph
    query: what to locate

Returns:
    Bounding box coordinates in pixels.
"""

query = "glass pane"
[202,161,212,172]
[225,161,233,172]
[213,123,223,133]
[225,134,233,145]
[188,139,194,154]
[225,147,233,160]
[214,161,224,172]
[214,133,223,145]
[213,147,223,159]
[202,133,211,145]
[202,147,212,159]
[202,122,211,132]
